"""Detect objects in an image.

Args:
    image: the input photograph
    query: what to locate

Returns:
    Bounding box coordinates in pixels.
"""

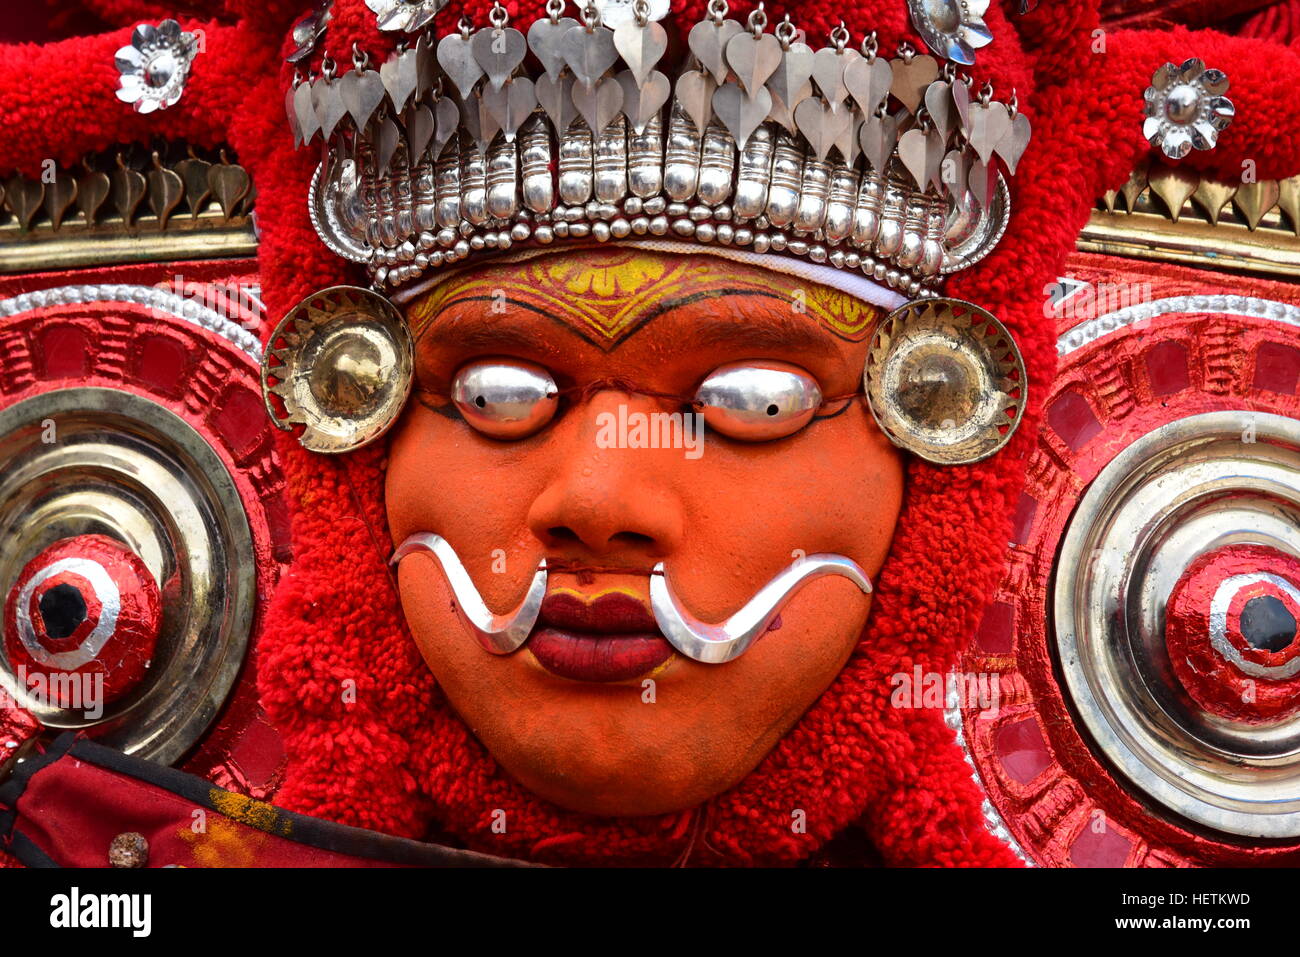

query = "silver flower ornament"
[366,0,448,33]
[115,20,199,114]
[287,1,333,63]
[907,0,993,66]
[1143,58,1235,159]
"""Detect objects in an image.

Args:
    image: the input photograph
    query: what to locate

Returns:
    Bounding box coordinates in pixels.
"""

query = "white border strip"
[944,682,1035,866]
[0,284,262,361]
[1058,294,1300,357]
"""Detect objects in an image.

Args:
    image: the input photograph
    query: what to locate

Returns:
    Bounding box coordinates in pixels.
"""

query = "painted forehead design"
[404,250,880,348]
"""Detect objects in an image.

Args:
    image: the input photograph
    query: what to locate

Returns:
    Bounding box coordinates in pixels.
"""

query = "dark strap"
[0,732,536,868]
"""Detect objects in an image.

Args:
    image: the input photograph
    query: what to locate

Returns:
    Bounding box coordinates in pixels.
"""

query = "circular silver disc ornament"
[0,387,254,764]
[1055,411,1300,838]
[262,286,414,453]
[864,298,1026,464]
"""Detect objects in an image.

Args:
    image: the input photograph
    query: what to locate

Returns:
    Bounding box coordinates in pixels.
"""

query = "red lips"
[528,590,675,683]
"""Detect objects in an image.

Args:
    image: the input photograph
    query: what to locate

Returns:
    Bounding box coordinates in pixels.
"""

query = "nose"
[527,391,686,560]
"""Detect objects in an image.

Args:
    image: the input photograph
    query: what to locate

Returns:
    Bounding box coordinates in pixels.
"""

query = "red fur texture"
[6,0,1300,865]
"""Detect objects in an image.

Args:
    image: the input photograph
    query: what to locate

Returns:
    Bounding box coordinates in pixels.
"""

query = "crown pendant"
[291,0,1029,297]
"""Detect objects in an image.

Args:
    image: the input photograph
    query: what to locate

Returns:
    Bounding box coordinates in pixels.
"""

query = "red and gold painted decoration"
[0,259,290,802]
[1167,544,1300,723]
[958,252,1300,867]
[405,249,880,348]
[4,534,161,706]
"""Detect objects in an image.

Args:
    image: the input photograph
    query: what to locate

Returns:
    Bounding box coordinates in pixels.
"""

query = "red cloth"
[5,0,1300,866]
[2,735,527,867]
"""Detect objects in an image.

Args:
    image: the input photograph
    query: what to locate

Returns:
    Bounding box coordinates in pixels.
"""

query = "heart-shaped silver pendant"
[844,56,891,116]
[561,23,620,90]
[835,113,862,165]
[994,111,1031,175]
[375,115,402,177]
[859,110,900,173]
[472,26,528,92]
[536,73,578,133]
[969,159,995,208]
[923,79,955,141]
[725,31,782,95]
[384,46,421,113]
[415,33,437,94]
[405,103,435,162]
[767,42,814,117]
[767,78,811,132]
[618,69,670,133]
[527,16,579,81]
[712,83,772,148]
[313,77,347,141]
[941,148,970,196]
[889,53,938,113]
[794,96,850,160]
[339,68,385,131]
[437,33,485,100]
[482,77,537,141]
[295,77,320,143]
[613,19,668,87]
[952,78,972,131]
[811,48,849,110]
[688,18,743,84]
[675,69,716,135]
[571,75,624,134]
[897,127,928,189]
[473,95,503,152]
[968,100,1011,166]
[285,83,302,146]
[430,96,461,161]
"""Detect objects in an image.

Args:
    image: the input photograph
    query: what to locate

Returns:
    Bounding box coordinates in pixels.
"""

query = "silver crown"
[291,0,1031,297]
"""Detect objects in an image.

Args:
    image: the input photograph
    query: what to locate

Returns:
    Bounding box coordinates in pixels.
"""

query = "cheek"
[668,403,904,612]
[385,405,542,578]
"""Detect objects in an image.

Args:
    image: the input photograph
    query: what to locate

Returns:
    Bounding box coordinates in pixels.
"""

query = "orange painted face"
[385,248,904,816]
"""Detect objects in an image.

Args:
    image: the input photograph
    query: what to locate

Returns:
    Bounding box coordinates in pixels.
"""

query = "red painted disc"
[4,534,161,709]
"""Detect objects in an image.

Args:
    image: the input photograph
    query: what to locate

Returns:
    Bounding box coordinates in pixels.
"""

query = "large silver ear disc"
[864,297,1027,465]
[261,286,413,454]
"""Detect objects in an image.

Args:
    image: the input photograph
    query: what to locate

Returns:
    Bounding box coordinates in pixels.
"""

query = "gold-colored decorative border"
[0,144,257,273]
[1077,158,1300,278]
[6,144,1294,281]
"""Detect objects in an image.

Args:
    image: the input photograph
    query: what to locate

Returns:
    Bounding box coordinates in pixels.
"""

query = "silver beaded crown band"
[292,0,1031,297]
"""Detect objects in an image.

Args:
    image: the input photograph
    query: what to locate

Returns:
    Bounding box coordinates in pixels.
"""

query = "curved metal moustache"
[391,533,548,654]
[649,556,873,664]
[392,533,873,665]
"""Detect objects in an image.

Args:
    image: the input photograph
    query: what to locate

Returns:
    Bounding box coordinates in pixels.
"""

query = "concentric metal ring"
[0,387,254,765]
[1055,410,1300,838]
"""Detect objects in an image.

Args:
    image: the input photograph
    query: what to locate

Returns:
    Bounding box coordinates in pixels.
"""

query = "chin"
[486,718,755,818]
[399,561,874,819]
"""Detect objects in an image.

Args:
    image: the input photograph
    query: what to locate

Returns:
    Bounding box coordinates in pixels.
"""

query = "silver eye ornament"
[864,298,1026,465]
[451,359,559,439]
[694,362,824,442]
